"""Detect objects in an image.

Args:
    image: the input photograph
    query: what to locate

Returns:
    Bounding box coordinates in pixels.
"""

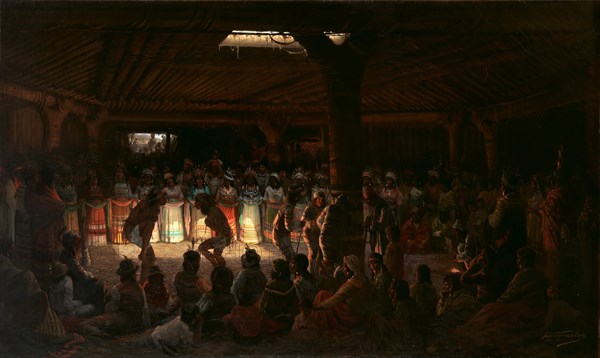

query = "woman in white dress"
[263,173,285,241]
[239,169,263,244]
[110,164,134,244]
[380,171,404,226]
[160,172,185,243]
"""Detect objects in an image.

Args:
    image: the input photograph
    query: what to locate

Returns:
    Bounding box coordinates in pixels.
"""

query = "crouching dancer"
[194,193,233,268]
[124,189,163,284]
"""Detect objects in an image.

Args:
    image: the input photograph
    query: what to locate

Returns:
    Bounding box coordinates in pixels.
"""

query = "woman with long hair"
[84,175,108,247]
[239,169,263,244]
[110,163,135,244]
[160,172,185,243]
[263,173,285,241]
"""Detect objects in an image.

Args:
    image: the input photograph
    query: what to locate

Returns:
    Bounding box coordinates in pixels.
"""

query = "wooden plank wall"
[360,124,449,176]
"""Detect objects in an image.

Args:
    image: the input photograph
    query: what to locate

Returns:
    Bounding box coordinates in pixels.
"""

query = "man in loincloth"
[124,189,164,284]
[194,193,233,267]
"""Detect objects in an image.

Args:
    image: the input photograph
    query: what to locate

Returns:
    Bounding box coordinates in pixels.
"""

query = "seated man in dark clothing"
[231,248,267,306]
[368,253,394,316]
[78,258,150,337]
[260,259,300,333]
[436,272,482,329]
[143,265,170,325]
[173,250,210,311]
[197,266,237,336]
[0,241,65,338]
[460,248,504,304]
[389,279,419,344]
[59,232,105,313]
[454,247,548,354]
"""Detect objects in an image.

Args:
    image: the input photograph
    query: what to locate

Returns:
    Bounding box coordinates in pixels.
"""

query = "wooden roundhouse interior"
[0,1,598,356]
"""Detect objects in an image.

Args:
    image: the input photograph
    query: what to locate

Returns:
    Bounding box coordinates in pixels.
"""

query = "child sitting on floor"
[290,299,318,342]
[137,303,203,355]
[49,262,95,318]
[222,287,262,345]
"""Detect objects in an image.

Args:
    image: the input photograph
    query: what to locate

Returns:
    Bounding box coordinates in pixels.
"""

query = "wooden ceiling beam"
[3,2,592,35]
[475,84,587,122]
[106,111,445,127]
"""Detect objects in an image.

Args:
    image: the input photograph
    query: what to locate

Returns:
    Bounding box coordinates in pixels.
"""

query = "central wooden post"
[297,34,375,193]
[322,61,365,192]
[472,111,500,180]
[297,34,376,265]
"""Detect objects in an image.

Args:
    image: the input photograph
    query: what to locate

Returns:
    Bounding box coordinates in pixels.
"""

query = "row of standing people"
[48,162,333,250]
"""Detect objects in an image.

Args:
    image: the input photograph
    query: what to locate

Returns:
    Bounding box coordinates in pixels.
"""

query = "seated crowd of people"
[0,150,596,355]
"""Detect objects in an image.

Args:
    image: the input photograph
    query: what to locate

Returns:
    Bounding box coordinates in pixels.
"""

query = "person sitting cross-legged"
[223,286,263,345]
[77,257,150,337]
[134,303,203,355]
[197,266,237,337]
[312,255,371,332]
[143,265,170,325]
[231,248,267,306]
[49,262,95,318]
[260,259,300,333]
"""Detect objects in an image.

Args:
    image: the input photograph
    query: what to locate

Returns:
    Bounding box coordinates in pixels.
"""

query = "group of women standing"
[56,160,333,255]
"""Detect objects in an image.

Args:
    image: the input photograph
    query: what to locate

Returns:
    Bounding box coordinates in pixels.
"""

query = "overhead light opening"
[219,31,306,57]
[218,30,351,58]
[324,32,351,46]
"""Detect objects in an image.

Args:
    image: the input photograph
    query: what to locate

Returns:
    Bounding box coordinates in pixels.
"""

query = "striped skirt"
[86,206,107,246]
[240,203,262,244]
[218,205,238,241]
[110,201,132,244]
[189,206,210,241]
[160,203,185,243]
[64,209,80,236]
[263,204,281,241]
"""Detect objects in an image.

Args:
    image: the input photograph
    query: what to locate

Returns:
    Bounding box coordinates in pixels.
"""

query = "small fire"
[449,267,461,274]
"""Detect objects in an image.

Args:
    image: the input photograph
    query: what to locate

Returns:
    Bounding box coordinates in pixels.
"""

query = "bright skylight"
[218,31,351,57]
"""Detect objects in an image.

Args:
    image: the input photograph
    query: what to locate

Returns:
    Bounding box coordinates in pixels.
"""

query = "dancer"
[194,193,234,268]
[124,189,163,284]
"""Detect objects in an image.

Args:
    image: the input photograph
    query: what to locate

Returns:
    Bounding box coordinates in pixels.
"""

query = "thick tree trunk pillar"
[297,34,376,266]
[266,141,282,166]
[43,108,68,152]
[586,56,599,189]
[257,117,289,167]
[85,109,107,157]
[323,63,364,192]
[445,121,461,170]
[296,34,376,192]
[472,112,499,180]
[483,134,498,179]
[85,120,101,155]
[445,112,465,170]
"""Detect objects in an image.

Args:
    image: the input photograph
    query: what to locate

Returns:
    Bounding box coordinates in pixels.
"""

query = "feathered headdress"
[292,167,305,180]
[244,167,257,178]
[427,169,439,179]
[384,170,397,181]
[224,168,235,182]
[315,173,329,183]
[141,168,154,178]
[362,167,374,179]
